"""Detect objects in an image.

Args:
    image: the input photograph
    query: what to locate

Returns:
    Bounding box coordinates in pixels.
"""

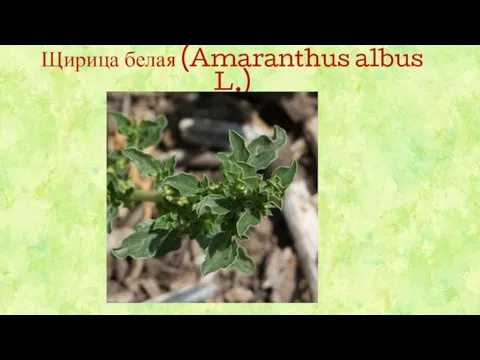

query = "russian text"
[42,52,119,72]
[124,51,175,67]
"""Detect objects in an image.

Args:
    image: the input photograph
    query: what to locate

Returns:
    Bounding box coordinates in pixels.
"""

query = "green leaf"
[137,115,168,149]
[272,160,297,188]
[107,150,122,163]
[112,232,159,259]
[153,213,178,231]
[117,180,134,198]
[228,130,250,162]
[262,208,273,217]
[195,233,210,250]
[211,215,224,234]
[236,209,261,237]
[123,148,161,178]
[231,245,255,273]
[125,133,139,148]
[240,175,261,190]
[216,152,229,164]
[109,112,132,134]
[216,154,235,174]
[267,192,283,209]
[225,171,239,182]
[112,224,182,259]
[201,218,215,234]
[199,214,224,235]
[107,205,118,233]
[153,216,170,230]
[247,126,287,170]
[201,232,238,275]
[163,156,176,177]
[192,194,230,216]
[200,175,209,188]
[266,178,283,193]
[155,115,168,129]
[154,231,183,257]
[236,161,256,178]
[163,172,200,197]
[157,196,180,213]
[135,219,155,232]
[216,153,245,179]
[107,172,118,192]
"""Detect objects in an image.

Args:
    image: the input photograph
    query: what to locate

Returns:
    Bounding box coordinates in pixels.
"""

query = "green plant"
[107,112,297,275]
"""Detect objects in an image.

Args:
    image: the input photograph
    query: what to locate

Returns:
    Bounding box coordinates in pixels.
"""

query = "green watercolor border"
[0,45,479,314]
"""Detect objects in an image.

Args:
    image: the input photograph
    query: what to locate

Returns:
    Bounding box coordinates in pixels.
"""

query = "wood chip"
[282,181,318,301]
[169,271,197,291]
[117,205,130,222]
[189,239,204,267]
[243,229,272,264]
[107,253,114,278]
[187,151,220,169]
[304,116,318,160]
[107,279,123,294]
[120,205,144,228]
[108,92,125,101]
[144,274,218,303]
[280,92,317,123]
[262,247,297,303]
[156,96,174,114]
[108,290,135,303]
[144,259,167,277]
[124,259,144,288]
[139,278,163,298]
[179,118,244,149]
[114,258,130,283]
[224,287,255,303]
[162,129,176,149]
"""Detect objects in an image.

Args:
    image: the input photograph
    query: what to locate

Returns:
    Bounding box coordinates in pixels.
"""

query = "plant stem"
[131,189,164,202]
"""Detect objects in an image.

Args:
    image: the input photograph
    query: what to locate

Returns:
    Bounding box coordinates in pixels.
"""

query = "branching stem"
[131,189,164,202]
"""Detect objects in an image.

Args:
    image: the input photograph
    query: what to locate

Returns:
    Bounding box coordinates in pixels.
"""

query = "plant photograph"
[107,92,318,303]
